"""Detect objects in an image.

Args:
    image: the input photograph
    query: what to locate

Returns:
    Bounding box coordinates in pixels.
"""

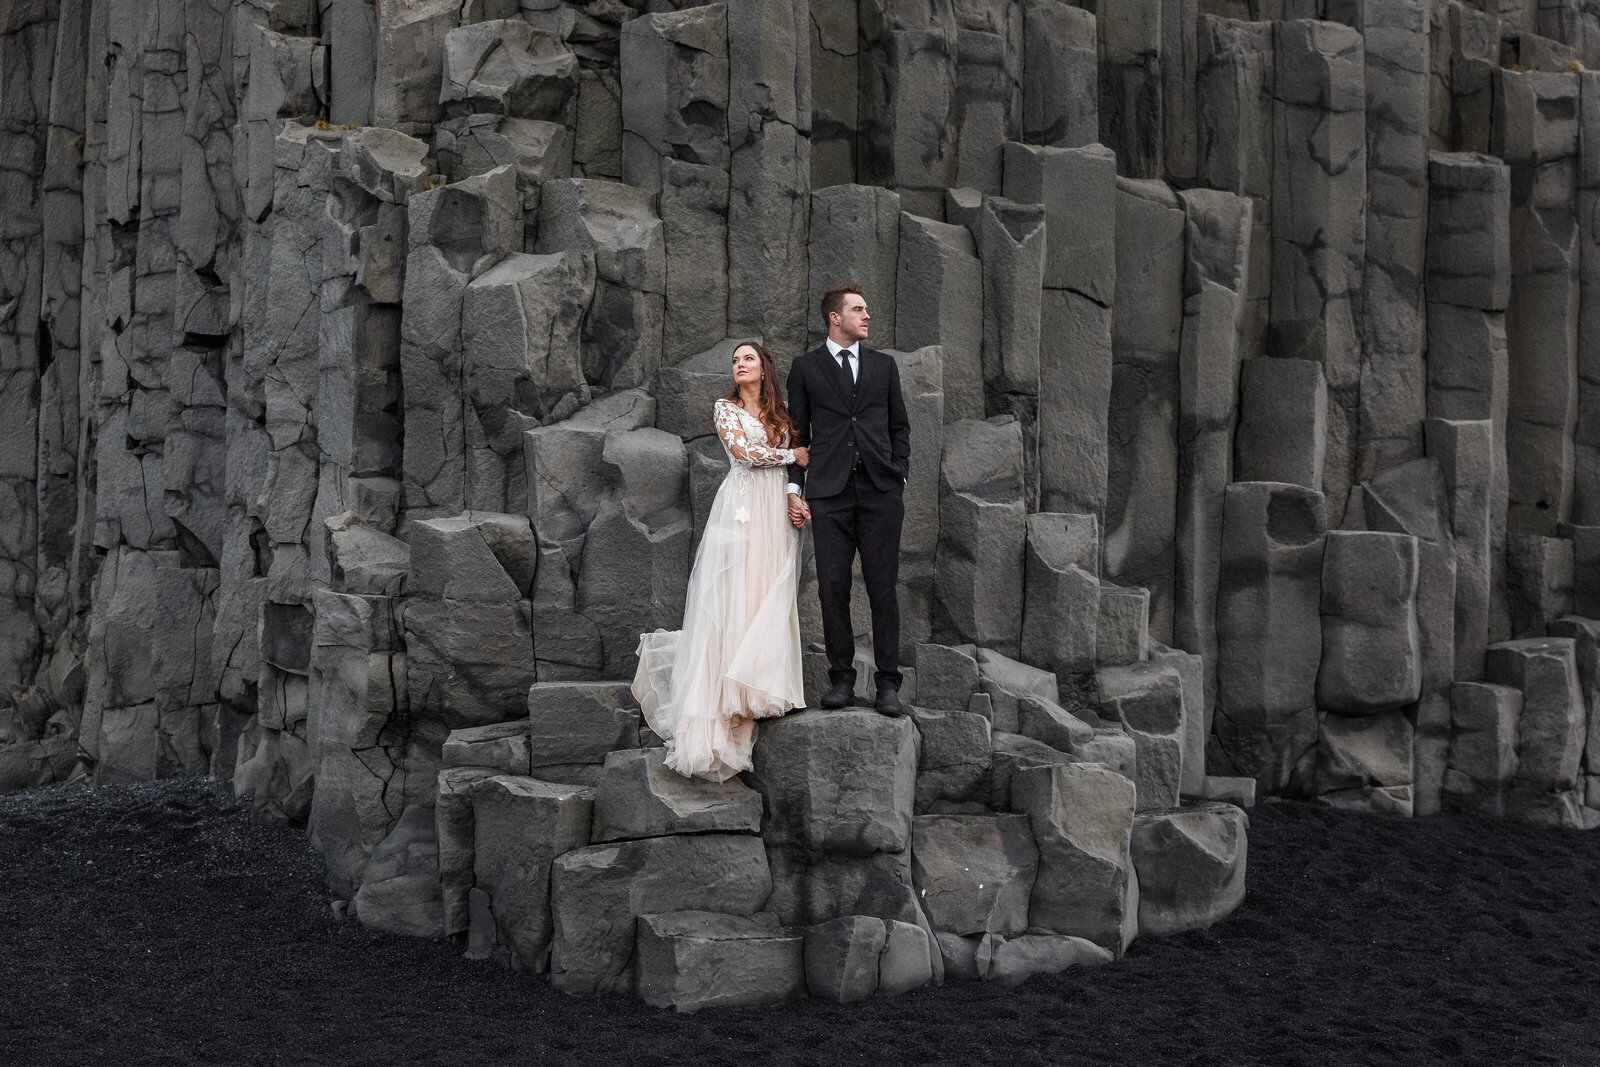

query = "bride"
[631,342,809,782]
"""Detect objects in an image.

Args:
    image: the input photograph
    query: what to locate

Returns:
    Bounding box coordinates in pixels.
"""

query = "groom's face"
[832,294,870,343]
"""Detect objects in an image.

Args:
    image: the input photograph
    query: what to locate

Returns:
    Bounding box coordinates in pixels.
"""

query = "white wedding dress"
[631,398,805,781]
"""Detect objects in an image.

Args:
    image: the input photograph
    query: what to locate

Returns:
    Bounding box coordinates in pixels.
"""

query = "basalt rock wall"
[3,0,1600,965]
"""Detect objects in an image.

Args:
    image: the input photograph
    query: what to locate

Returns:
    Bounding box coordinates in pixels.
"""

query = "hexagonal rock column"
[976,648,1059,735]
[549,833,772,994]
[620,4,730,361]
[1316,532,1423,714]
[353,805,444,939]
[635,911,804,1012]
[1443,681,1522,818]
[590,747,762,842]
[306,588,414,899]
[1484,637,1587,826]
[1213,482,1326,795]
[1271,19,1366,527]
[748,709,924,931]
[910,814,1038,937]
[935,418,1026,654]
[1130,801,1248,937]
[404,513,537,745]
[1097,660,1186,811]
[908,706,992,813]
[1011,761,1139,958]
[1314,711,1415,817]
[470,774,594,973]
[535,179,665,392]
[1021,513,1101,679]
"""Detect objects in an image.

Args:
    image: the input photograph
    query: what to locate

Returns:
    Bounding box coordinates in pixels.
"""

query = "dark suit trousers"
[809,467,904,690]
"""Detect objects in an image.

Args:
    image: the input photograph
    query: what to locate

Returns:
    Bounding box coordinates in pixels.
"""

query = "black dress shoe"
[874,687,904,717]
[820,681,855,709]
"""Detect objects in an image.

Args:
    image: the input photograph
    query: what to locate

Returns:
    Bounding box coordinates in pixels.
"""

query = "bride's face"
[732,345,762,387]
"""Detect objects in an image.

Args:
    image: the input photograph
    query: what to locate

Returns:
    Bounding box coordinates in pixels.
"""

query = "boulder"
[748,709,917,857]
[471,775,594,972]
[590,747,763,842]
[976,648,1060,735]
[804,915,887,1004]
[985,933,1112,988]
[910,814,1039,937]
[1130,802,1248,936]
[550,834,772,994]
[635,911,804,1012]
[878,919,937,996]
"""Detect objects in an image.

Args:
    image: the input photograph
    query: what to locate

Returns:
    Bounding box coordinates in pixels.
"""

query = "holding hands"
[787,494,810,529]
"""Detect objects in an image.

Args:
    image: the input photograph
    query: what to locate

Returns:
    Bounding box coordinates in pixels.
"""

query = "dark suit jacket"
[786,342,911,499]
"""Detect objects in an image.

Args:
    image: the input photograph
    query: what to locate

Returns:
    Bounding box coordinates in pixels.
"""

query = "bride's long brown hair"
[725,342,797,447]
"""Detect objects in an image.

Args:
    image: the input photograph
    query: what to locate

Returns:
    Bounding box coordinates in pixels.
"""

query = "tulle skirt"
[632,464,804,782]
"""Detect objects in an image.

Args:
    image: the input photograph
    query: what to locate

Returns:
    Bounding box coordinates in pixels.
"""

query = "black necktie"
[837,349,855,396]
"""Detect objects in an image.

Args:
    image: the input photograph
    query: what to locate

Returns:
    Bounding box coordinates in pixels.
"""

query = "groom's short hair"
[820,284,864,323]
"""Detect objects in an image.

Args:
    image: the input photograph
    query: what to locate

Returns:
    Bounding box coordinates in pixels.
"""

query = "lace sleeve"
[714,400,795,467]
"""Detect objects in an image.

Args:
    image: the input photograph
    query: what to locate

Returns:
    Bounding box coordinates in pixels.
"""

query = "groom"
[786,284,911,717]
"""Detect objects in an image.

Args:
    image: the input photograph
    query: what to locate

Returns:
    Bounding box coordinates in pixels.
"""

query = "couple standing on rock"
[632,284,911,782]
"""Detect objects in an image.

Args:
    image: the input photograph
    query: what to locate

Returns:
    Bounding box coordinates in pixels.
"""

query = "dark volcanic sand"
[3,781,1600,1067]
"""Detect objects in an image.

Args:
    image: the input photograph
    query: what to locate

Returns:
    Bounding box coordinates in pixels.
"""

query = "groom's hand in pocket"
[787,494,810,528]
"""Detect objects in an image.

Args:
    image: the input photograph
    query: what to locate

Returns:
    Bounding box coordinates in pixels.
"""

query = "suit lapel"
[815,345,852,409]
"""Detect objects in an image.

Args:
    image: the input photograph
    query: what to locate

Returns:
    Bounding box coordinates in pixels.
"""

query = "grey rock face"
[877,918,938,995]
[1485,637,1586,823]
[909,706,992,812]
[911,814,1038,936]
[804,915,886,1003]
[1444,681,1523,818]
[748,709,917,857]
[1097,661,1186,812]
[1315,709,1415,816]
[1317,532,1423,714]
[590,747,762,842]
[1021,513,1101,678]
[809,184,900,350]
[1011,761,1138,957]
[635,911,804,1012]
[526,680,640,768]
[1213,482,1326,795]
[897,214,983,423]
[1130,801,1248,936]
[353,804,444,939]
[936,419,1026,653]
[549,833,772,994]
[976,648,1059,735]
[1235,358,1328,490]
[471,774,593,972]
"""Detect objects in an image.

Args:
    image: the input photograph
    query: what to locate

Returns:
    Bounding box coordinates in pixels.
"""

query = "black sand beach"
[3,779,1599,1067]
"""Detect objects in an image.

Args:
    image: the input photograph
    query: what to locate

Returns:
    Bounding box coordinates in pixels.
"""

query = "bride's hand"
[792,446,809,467]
